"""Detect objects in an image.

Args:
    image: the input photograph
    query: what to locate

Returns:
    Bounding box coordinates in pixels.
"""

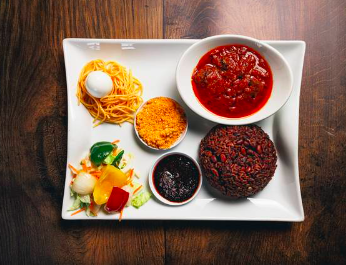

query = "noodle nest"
[77,59,143,126]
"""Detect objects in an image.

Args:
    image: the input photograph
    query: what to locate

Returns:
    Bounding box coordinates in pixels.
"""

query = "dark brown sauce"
[153,154,200,203]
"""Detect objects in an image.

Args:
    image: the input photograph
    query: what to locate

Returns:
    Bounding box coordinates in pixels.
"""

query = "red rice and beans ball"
[199,125,277,198]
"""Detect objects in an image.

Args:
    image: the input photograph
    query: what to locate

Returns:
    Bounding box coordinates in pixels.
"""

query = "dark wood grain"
[165,0,346,264]
[0,0,345,264]
[0,0,164,264]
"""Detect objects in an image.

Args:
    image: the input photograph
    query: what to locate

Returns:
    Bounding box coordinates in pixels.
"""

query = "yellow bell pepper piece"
[93,165,127,205]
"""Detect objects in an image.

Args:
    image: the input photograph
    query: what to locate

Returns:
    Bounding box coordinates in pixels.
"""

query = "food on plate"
[131,191,152,208]
[104,187,129,213]
[68,140,150,219]
[77,59,143,126]
[199,124,277,198]
[85,71,113,98]
[153,154,200,203]
[192,45,273,118]
[71,171,97,195]
[93,165,128,205]
[135,97,187,149]
[90,141,116,166]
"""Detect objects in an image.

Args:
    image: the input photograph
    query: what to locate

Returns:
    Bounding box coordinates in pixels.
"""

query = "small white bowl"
[148,152,202,206]
[176,34,293,125]
[134,97,188,150]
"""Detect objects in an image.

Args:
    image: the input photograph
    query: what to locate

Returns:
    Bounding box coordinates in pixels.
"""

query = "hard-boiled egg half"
[85,71,113,98]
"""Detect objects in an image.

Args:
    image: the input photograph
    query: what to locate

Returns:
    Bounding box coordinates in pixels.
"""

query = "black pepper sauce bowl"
[148,152,203,206]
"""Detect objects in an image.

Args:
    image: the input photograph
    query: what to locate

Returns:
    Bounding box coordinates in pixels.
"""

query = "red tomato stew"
[191,44,273,118]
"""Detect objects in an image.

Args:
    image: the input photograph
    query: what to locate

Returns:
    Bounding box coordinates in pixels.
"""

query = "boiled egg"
[85,71,113,98]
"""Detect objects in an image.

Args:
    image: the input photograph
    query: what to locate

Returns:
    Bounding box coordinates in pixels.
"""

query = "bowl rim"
[134,97,188,150]
[148,151,203,206]
[176,34,294,125]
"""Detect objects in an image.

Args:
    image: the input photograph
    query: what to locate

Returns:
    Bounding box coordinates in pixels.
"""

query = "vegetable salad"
[68,140,151,220]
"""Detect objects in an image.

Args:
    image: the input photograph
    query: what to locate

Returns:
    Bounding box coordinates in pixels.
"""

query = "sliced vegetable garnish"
[93,165,128,205]
[90,141,113,152]
[71,172,97,195]
[131,191,151,208]
[104,187,129,213]
[126,168,134,178]
[89,170,102,178]
[103,153,116,165]
[69,196,81,211]
[68,141,142,218]
[90,141,115,166]
[68,164,79,174]
[79,194,91,203]
[112,150,124,167]
[133,185,143,195]
[71,208,85,216]
[119,209,124,222]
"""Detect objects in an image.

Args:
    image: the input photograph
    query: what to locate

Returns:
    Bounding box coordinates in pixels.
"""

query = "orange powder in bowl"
[135,97,188,149]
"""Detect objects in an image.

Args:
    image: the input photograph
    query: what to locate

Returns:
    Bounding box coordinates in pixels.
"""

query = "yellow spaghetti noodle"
[77,59,143,126]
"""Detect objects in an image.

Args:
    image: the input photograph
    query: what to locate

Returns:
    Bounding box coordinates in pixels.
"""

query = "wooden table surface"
[1,0,345,264]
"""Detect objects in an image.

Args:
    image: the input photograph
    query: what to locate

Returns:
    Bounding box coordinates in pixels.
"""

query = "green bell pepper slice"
[90,141,115,166]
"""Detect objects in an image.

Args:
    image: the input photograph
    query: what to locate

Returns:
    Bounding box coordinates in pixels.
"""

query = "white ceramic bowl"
[176,35,293,125]
[148,152,203,206]
[134,97,188,150]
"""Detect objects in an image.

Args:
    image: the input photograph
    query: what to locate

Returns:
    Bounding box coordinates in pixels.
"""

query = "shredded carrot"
[112,140,120,144]
[90,171,101,179]
[130,182,134,187]
[89,170,102,175]
[125,170,134,185]
[71,208,85,216]
[126,168,134,178]
[133,185,143,194]
[68,164,79,174]
[82,163,88,172]
[119,209,123,222]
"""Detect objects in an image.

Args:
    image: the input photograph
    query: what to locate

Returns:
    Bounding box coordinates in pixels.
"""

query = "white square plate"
[62,39,305,221]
